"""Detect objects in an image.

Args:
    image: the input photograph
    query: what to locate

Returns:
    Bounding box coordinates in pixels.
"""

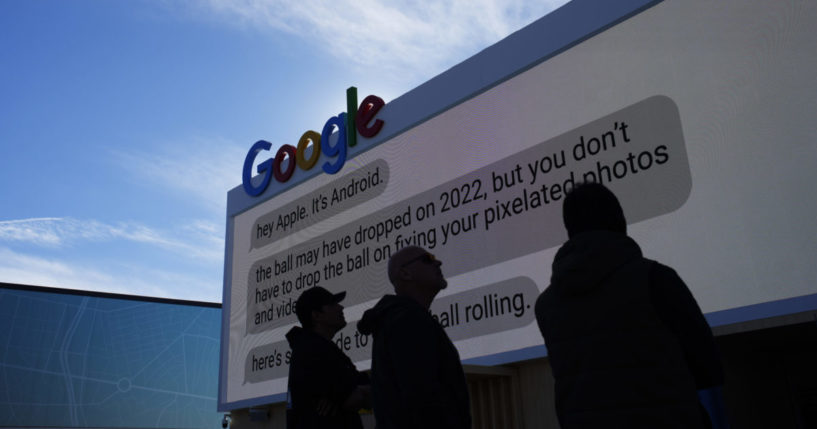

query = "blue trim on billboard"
[703,292,817,327]
[217,216,235,411]
[464,345,548,366]
[221,393,288,413]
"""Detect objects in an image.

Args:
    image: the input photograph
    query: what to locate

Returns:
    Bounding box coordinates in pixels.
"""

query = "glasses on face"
[400,252,437,268]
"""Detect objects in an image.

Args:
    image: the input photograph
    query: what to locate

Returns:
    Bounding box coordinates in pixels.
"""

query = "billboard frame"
[218,0,817,411]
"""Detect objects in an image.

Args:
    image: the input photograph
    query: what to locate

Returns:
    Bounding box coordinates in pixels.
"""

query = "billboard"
[219,0,817,410]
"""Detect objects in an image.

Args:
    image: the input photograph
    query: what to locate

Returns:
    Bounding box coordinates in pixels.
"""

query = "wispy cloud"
[0,217,66,246]
[112,136,246,215]
[198,0,569,84]
[0,247,120,292]
[0,246,221,302]
[0,216,225,301]
[0,217,223,263]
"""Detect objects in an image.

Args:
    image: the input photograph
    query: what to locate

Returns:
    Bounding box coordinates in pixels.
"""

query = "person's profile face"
[401,250,447,291]
[318,301,347,330]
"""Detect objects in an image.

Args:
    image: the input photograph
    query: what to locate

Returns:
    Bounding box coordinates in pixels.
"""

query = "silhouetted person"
[535,182,724,428]
[357,246,471,429]
[286,287,371,429]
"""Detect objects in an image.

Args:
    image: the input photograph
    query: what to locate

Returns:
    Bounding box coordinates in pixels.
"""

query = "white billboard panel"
[220,0,817,410]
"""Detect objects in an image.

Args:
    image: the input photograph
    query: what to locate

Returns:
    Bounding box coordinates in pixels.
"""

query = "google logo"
[242,87,385,197]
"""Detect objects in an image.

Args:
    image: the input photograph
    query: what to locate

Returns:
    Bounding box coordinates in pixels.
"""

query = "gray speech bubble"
[244,276,538,384]
[429,276,538,342]
[244,339,291,384]
[250,159,389,250]
[243,322,371,384]
[245,95,691,335]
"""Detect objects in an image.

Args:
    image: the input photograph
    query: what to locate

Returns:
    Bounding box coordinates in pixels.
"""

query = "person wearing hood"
[535,182,725,428]
[285,286,370,429]
[357,246,471,429]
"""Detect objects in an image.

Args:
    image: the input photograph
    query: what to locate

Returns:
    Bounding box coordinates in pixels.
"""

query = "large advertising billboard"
[219,0,817,410]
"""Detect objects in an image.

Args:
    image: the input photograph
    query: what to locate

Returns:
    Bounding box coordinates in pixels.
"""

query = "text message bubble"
[244,339,292,384]
[243,277,538,384]
[251,159,389,249]
[429,276,538,342]
[245,95,691,334]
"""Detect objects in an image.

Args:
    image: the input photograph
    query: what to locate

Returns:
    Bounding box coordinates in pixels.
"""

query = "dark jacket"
[286,326,369,429]
[535,231,723,428]
[357,294,471,429]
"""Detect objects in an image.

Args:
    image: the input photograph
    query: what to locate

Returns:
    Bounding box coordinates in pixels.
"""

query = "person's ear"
[398,267,413,282]
[311,308,324,324]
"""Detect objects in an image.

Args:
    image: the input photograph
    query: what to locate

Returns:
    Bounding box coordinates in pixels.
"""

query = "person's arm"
[321,352,368,414]
[296,352,338,415]
[297,343,361,416]
[649,263,729,428]
[342,384,371,410]
[698,385,730,429]
[649,263,724,388]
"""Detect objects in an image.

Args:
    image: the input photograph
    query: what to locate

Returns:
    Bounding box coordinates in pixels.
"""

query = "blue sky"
[0,0,567,303]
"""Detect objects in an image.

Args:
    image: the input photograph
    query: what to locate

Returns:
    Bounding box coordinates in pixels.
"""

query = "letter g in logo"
[242,140,273,197]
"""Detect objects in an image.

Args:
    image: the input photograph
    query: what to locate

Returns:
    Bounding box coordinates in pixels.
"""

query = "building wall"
[0,283,223,429]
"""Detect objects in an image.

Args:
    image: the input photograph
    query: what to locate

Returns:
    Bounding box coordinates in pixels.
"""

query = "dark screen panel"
[0,284,221,429]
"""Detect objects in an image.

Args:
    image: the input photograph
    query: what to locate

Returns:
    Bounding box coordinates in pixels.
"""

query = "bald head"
[387,246,447,304]
[388,246,426,286]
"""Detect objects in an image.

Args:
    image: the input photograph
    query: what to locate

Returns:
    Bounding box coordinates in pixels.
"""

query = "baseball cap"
[295,286,346,326]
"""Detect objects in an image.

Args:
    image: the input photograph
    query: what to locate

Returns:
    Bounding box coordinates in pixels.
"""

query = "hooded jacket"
[285,326,368,429]
[357,294,471,429]
[535,231,721,428]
